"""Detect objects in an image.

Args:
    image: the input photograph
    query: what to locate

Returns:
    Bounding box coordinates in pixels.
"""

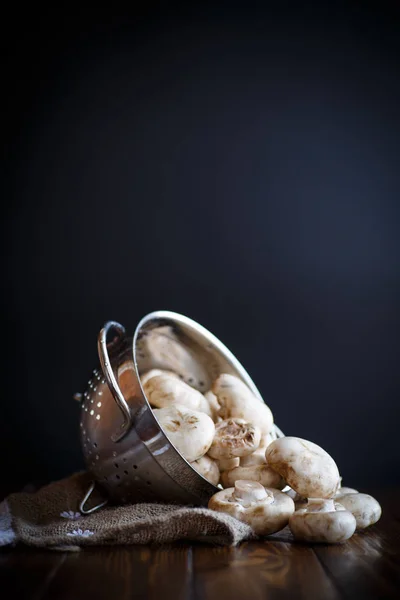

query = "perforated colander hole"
[146,481,151,485]
[116,474,120,480]
[122,457,126,462]
[124,470,128,475]
[114,463,119,469]
[93,442,97,448]
[133,465,138,469]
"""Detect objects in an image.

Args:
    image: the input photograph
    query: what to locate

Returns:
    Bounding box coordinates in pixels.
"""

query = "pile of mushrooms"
[141,369,382,543]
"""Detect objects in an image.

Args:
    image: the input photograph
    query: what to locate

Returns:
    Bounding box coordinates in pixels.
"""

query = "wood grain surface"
[1,488,399,599]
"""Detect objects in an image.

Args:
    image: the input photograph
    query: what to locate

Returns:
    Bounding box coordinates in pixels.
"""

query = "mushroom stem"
[306,498,336,513]
[232,480,271,507]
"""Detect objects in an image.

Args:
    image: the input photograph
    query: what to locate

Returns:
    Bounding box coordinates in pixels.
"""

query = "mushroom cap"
[215,457,240,472]
[136,326,210,391]
[140,368,179,387]
[190,455,220,486]
[212,374,274,436]
[260,432,276,449]
[240,447,268,467]
[208,418,261,460]
[143,374,208,412]
[289,500,356,543]
[221,463,285,489]
[204,390,221,421]
[197,395,214,419]
[208,481,295,536]
[265,437,340,499]
[335,493,382,529]
[153,404,215,462]
[335,486,358,496]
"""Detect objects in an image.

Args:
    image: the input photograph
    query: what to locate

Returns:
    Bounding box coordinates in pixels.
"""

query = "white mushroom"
[220,463,285,490]
[212,374,274,436]
[153,404,215,462]
[190,455,220,486]
[284,488,308,510]
[335,486,359,497]
[334,493,382,529]
[260,432,276,449]
[214,457,240,472]
[197,396,214,419]
[204,390,221,422]
[136,326,210,391]
[265,437,340,499]
[140,368,179,386]
[289,498,356,543]
[143,374,212,417]
[208,419,261,460]
[240,447,268,467]
[208,480,295,535]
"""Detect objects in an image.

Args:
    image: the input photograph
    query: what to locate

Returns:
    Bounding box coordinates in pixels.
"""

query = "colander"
[75,310,284,514]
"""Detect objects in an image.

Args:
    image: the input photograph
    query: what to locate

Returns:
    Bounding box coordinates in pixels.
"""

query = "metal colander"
[75,310,284,513]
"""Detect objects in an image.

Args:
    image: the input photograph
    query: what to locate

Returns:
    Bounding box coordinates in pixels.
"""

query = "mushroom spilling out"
[220,463,285,490]
[140,368,381,543]
[265,437,340,499]
[334,493,382,530]
[209,480,295,536]
[335,487,359,497]
[289,498,357,543]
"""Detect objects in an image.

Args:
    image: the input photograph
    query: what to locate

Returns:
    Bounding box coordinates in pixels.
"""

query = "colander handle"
[98,321,133,442]
[79,481,108,515]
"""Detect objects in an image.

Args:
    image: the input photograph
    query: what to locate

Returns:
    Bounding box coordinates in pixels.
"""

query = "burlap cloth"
[0,472,254,550]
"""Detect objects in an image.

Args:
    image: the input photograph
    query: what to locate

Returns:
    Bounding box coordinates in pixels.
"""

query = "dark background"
[2,3,399,493]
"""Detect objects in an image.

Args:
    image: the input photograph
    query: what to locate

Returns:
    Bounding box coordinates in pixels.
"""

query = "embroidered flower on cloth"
[60,511,82,520]
[66,528,94,538]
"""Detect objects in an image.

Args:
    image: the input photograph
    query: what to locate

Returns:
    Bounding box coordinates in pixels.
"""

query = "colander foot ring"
[79,481,109,515]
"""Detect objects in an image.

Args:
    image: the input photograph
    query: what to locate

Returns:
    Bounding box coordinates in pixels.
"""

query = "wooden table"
[1,488,399,599]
